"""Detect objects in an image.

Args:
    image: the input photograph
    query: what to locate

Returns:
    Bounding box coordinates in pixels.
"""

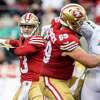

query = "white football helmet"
[60,3,87,32]
[19,13,40,38]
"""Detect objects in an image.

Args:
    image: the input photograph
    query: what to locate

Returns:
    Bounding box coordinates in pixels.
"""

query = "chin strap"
[31,25,39,36]
[60,19,74,31]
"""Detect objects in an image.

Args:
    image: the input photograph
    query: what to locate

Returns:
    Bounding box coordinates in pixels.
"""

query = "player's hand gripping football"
[0,39,14,48]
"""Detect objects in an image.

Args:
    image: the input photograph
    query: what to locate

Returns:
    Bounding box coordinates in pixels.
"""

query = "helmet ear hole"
[71,22,76,25]
[69,9,72,12]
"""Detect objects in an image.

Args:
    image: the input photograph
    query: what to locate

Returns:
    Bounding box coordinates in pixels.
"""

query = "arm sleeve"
[51,18,61,30]
[14,44,37,56]
[28,36,45,48]
[56,30,80,52]
[14,36,45,56]
[80,20,96,39]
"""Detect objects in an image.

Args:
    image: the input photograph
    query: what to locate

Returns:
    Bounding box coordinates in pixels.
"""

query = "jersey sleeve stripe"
[60,43,78,49]
[67,45,79,51]
[60,43,79,51]
[63,43,78,49]
[29,41,44,45]
[60,45,79,51]
[60,41,78,48]
[29,39,44,43]
[61,41,76,47]
[29,37,43,40]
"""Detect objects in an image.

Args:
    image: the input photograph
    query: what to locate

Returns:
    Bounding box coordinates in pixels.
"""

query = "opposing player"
[59,3,100,100]
[39,4,100,100]
[80,15,100,100]
[6,13,44,100]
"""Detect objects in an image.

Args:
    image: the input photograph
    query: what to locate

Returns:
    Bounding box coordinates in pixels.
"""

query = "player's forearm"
[89,54,100,67]
[73,54,100,68]
[62,47,100,68]
[14,45,37,56]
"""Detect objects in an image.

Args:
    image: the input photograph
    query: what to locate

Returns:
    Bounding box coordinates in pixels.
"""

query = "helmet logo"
[25,13,32,22]
[73,10,82,18]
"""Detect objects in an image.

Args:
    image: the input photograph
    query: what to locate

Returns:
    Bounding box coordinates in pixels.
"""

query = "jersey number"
[59,34,69,41]
[21,56,28,73]
[43,41,52,63]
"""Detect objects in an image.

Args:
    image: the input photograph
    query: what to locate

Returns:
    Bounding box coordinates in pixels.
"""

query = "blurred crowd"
[0,0,100,36]
[0,0,99,62]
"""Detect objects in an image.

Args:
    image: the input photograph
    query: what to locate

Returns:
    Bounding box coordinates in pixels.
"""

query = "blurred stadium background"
[0,0,100,99]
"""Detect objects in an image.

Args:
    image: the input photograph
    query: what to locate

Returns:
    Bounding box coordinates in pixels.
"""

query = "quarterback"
[6,13,44,100]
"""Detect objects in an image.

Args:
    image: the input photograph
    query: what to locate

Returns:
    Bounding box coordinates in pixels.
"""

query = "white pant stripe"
[44,77,62,100]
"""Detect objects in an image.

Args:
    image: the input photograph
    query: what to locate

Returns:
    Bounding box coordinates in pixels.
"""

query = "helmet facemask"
[19,13,40,38]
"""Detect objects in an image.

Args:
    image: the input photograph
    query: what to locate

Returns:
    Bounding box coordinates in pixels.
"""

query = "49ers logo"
[73,10,83,18]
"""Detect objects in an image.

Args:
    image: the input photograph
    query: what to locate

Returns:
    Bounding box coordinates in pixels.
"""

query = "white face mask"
[20,25,38,38]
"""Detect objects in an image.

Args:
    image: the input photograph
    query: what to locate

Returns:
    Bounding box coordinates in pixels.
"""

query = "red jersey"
[41,18,80,80]
[9,35,45,82]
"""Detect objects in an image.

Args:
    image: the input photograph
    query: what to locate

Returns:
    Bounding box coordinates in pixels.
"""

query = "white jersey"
[80,20,100,69]
[80,20,100,54]
[80,20,100,100]
[41,25,51,40]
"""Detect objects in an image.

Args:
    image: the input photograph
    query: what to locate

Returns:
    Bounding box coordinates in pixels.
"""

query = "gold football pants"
[13,81,43,100]
[39,76,75,100]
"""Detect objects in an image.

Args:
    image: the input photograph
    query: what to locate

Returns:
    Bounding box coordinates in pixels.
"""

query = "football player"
[79,9,100,100]
[39,3,100,100]
[80,19,100,100]
[60,3,100,100]
[6,13,44,100]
